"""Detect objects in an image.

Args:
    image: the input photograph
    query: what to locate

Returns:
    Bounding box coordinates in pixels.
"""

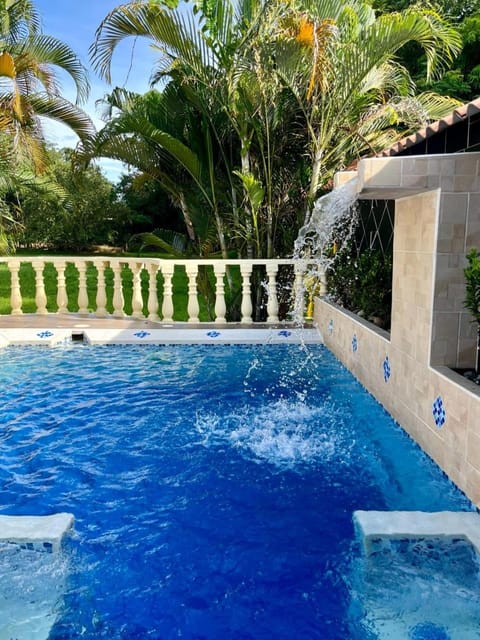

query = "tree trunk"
[306,146,323,224]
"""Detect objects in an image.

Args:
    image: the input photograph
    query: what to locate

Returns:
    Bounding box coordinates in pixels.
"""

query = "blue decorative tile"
[383,356,391,382]
[37,331,53,339]
[133,331,151,339]
[278,330,292,337]
[432,395,446,428]
[206,331,221,338]
[327,319,334,335]
[352,333,358,353]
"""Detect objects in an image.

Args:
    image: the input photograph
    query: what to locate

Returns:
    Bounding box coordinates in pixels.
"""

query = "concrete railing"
[0,257,326,324]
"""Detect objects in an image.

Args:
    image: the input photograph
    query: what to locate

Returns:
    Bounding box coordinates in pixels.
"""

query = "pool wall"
[315,153,480,507]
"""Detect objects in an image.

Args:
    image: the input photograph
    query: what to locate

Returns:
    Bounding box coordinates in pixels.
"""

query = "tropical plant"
[0,0,93,163]
[87,0,462,259]
[0,0,95,253]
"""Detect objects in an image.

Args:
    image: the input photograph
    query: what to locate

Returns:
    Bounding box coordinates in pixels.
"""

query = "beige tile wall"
[314,154,480,507]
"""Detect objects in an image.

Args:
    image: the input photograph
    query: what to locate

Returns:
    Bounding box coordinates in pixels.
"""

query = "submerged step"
[0,513,74,552]
[354,510,480,555]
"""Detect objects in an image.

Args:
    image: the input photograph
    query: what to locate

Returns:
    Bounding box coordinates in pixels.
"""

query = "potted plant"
[464,248,480,381]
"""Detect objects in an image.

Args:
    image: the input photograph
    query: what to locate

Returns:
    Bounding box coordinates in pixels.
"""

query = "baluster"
[266,263,279,324]
[94,260,108,317]
[318,267,327,297]
[146,263,160,322]
[161,263,175,322]
[56,261,68,314]
[75,261,89,315]
[185,263,199,323]
[240,263,253,324]
[131,262,144,319]
[7,259,23,315]
[111,260,125,318]
[293,261,306,321]
[214,263,226,324]
[32,259,47,314]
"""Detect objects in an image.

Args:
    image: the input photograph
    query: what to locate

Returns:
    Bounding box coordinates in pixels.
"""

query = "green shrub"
[327,247,393,328]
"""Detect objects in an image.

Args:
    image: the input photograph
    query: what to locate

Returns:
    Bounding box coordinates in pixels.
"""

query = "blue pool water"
[0,343,478,639]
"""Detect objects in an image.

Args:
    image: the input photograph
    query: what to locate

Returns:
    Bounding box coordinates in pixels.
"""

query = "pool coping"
[0,513,74,553]
[0,325,323,346]
[354,510,480,555]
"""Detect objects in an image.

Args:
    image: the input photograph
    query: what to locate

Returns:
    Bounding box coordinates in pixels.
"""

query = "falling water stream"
[291,177,359,321]
[294,177,359,266]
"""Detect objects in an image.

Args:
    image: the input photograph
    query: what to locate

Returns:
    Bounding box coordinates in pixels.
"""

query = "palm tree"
[0,0,94,252]
[275,0,462,211]
[0,0,93,169]
[84,86,225,257]
[89,0,461,255]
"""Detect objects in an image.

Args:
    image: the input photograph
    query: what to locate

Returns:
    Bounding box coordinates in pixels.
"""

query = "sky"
[34,0,161,182]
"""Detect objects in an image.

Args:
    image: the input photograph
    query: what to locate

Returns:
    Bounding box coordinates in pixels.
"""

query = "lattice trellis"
[353,199,395,257]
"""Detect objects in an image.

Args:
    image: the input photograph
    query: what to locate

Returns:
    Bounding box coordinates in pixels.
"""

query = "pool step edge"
[0,512,74,552]
[353,510,480,555]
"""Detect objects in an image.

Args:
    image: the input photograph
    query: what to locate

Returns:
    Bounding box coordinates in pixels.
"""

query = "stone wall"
[314,153,480,506]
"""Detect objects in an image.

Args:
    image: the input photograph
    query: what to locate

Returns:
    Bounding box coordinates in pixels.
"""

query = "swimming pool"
[0,343,478,639]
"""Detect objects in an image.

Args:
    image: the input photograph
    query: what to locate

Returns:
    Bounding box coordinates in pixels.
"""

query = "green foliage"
[327,247,393,327]
[464,248,480,324]
[87,0,462,261]
[16,147,125,251]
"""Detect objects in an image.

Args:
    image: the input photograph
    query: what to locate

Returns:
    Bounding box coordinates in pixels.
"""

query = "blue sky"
[35,0,160,181]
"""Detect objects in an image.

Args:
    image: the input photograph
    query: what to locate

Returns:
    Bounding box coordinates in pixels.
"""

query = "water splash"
[195,399,349,470]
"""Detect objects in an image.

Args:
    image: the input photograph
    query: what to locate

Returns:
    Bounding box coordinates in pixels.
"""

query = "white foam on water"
[195,399,349,469]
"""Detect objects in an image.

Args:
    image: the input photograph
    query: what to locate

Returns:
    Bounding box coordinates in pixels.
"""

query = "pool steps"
[354,510,480,640]
[0,326,323,346]
[0,512,74,552]
[354,509,480,555]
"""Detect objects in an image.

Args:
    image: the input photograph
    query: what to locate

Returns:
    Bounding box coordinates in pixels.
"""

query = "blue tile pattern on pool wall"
[352,333,358,353]
[432,395,446,428]
[278,330,292,337]
[37,331,53,339]
[383,356,391,382]
[206,331,221,338]
[327,319,334,336]
[133,331,151,339]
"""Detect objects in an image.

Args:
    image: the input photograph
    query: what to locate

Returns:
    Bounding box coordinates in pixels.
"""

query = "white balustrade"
[56,261,68,314]
[75,261,89,315]
[266,263,279,324]
[111,260,125,318]
[32,260,47,315]
[161,262,175,322]
[185,263,200,323]
[7,259,22,315]
[146,263,160,322]
[293,261,307,321]
[240,263,253,324]
[213,263,227,324]
[94,260,108,317]
[0,257,324,323]
[131,262,144,319]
